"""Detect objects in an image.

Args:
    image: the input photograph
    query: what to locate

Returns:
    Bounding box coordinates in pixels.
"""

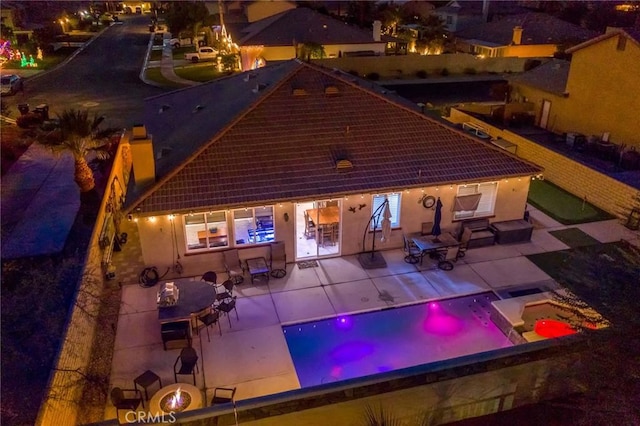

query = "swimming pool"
[283,292,513,387]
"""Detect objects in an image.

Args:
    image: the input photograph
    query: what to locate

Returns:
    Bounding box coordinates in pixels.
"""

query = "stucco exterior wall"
[512,35,640,148]
[135,182,531,279]
[447,108,638,216]
[501,44,558,58]
[314,54,533,78]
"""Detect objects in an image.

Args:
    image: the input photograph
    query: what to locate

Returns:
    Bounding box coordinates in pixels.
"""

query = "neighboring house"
[508,27,640,148]
[123,60,541,274]
[433,0,527,32]
[214,0,296,23]
[0,1,36,43]
[454,13,599,58]
[228,7,406,71]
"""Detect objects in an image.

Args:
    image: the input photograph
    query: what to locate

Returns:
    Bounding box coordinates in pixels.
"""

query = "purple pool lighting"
[283,292,512,387]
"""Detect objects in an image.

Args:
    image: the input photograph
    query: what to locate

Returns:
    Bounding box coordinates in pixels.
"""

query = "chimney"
[129,125,156,188]
[512,26,523,45]
[373,20,381,42]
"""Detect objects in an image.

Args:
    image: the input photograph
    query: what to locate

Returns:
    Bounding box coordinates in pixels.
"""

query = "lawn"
[527,179,614,225]
[144,67,188,89]
[2,47,79,71]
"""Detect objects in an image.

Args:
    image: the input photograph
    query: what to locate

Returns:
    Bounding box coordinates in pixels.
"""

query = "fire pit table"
[149,383,203,415]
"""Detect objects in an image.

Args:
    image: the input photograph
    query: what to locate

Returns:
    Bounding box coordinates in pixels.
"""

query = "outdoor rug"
[297,260,319,269]
[549,228,600,248]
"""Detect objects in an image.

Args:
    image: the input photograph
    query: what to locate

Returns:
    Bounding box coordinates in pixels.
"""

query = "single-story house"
[227,7,407,71]
[454,12,599,58]
[123,60,541,276]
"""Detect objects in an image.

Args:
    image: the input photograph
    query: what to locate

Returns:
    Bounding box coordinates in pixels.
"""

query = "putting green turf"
[527,179,614,225]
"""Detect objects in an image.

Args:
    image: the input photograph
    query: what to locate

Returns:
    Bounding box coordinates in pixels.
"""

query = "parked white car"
[184,46,218,63]
[0,74,24,95]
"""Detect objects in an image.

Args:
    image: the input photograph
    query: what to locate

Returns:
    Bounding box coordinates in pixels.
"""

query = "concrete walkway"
[141,32,199,87]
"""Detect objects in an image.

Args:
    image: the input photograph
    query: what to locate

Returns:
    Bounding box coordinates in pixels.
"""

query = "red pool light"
[534,319,577,338]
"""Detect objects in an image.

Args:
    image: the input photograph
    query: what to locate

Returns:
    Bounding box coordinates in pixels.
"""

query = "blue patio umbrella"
[431,197,443,240]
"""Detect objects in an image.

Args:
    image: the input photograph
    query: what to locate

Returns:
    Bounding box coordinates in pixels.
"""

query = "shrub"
[463,67,477,75]
[416,70,428,79]
[366,72,380,81]
[440,68,449,76]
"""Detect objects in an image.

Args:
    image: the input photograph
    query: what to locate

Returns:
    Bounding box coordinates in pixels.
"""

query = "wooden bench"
[459,218,496,249]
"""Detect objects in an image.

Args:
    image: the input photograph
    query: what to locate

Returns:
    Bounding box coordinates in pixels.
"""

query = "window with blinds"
[371,193,401,229]
[454,182,498,220]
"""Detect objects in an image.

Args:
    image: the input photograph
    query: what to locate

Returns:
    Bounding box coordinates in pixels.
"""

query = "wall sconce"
[284,212,289,222]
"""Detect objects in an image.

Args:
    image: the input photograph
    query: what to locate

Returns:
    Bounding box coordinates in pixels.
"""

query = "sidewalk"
[141,32,199,87]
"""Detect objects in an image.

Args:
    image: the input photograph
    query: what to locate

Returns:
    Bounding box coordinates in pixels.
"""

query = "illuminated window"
[233,206,274,245]
[453,182,498,220]
[183,211,228,251]
[371,193,401,230]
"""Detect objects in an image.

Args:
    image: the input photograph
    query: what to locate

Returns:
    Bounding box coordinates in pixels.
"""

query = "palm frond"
[362,404,403,426]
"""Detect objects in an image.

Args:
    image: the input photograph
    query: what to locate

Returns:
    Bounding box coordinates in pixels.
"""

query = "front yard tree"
[164,1,208,40]
[37,109,119,192]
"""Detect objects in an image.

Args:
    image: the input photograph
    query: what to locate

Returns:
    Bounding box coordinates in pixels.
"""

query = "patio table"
[305,206,340,226]
[412,233,459,264]
[158,280,216,324]
[246,257,270,284]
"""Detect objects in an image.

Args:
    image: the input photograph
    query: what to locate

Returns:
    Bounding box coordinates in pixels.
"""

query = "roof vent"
[192,105,205,113]
[292,88,307,96]
[336,159,353,170]
[252,83,267,93]
[243,73,257,82]
[158,104,171,114]
[156,147,173,160]
[324,85,339,95]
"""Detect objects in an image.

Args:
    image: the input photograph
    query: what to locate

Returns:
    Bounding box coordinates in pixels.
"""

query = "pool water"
[283,292,513,387]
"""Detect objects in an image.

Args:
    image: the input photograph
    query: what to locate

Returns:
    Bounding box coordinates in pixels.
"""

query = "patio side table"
[134,370,162,402]
[246,257,270,284]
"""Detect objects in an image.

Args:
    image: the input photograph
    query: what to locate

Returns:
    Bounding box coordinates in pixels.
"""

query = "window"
[453,182,498,220]
[233,206,275,245]
[184,211,228,251]
[446,16,453,25]
[371,193,401,230]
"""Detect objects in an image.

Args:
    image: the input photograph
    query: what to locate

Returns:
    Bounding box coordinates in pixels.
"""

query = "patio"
[104,206,639,422]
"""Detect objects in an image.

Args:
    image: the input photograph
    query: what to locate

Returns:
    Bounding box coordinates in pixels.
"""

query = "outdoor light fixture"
[168,214,175,220]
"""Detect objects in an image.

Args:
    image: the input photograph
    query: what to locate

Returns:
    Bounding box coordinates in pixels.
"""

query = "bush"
[463,67,477,75]
[366,72,380,81]
[440,68,449,76]
[416,70,428,79]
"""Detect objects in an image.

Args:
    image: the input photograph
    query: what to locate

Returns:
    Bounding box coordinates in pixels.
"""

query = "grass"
[144,67,189,89]
[148,48,163,61]
[3,47,79,71]
[527,179,614,225]
[172,46,193,60]
[548,228,600,248]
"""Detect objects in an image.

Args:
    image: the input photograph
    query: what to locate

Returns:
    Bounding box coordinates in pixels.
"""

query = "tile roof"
[508,59,570,95]
[455,12,599,46]
[129,60,541,215]
[565,27,640,53]
[235,6,389,46]
[436,0,527,16]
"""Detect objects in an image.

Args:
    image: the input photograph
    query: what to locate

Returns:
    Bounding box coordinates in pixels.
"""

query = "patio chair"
[201,271,217,286]
[270,241,287,278]
[215,279,235,303]
[173,347,199,385]
[215,297,239,328]
[110,387,143,417]
[223,249,245,285]
[211,387,238,425]
[456,227,473,259]
[196,307,222,341]
[403,234,421,264]
[437,246,459,271]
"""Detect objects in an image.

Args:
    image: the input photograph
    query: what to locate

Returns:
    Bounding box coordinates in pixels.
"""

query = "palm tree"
[38,109,118,192]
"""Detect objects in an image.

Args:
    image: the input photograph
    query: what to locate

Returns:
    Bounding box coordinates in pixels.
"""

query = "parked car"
[184,46,218,63]
[168,38,181,48]
[0,74,23,95]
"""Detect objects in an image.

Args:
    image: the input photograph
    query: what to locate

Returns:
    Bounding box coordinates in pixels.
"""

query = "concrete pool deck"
[105,206,639,422]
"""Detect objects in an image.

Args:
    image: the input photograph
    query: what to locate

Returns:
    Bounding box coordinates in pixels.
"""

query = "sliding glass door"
[294,200,341,261]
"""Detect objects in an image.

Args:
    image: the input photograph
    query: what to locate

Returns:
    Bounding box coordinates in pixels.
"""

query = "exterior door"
[539,100,551,129]
[294,200,341,261]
